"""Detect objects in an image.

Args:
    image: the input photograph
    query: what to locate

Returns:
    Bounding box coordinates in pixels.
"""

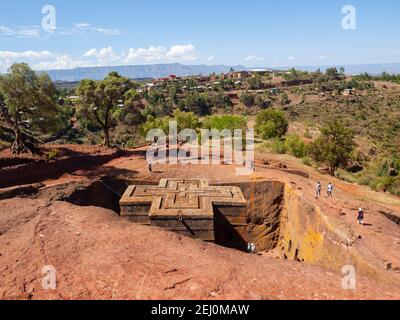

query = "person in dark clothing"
[358,208,364,225]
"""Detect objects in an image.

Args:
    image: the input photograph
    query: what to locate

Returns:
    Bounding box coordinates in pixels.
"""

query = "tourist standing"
[316,182,322,198]
[247,243,256,254]
[249,160,255,172]
[358,208,364,225]
[327,183,333,197]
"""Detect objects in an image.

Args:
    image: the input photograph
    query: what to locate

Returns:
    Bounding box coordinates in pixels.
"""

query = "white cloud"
[0,25,41,38]
[0,22,123,39]
[63,23,122,36]
[207,56,214,61]
[123,44,198,63]
[288,56,295,60]
[123,46,166,63]
[245,55,264,61]
[315,55,327,60]
[0,50,88,72]
[0,50,52,60]
[83,46,120,65]
[0,26,12,34]
[91,27,121,36]
[32,55,88,70]
[83,49,97,57]
[16,26,41,38]
[166,44,197,61]
[0,43,200,72]
[74,23,91,28]
[0,50,55,72]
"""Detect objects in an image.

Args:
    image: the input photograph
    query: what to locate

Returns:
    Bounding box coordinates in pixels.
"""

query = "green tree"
[168,85,179,106]
[173,110,199,131]
[325,67,340,79]
[211,91,233,110]
[245,74,263,90]
[119,89,145,127]
[285,134,305,158]
[182,92,211,115]
[0,63,58,154]
[139,115,171,137]
[280,92,290,106]
[202,115,247,132]
[308,121,356,175]
[255,109,289,139]
[254,93,271,109]
[76,72,132,147]
[240,91,255,107]
[139,111,200,138]
[143,90,172,118]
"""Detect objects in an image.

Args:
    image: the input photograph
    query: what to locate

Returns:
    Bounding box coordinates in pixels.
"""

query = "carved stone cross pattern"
[119,178,247,241]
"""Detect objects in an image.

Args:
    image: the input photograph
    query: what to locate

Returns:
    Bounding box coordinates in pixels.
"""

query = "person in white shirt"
[247,243,256,254]
[327,183,333,197]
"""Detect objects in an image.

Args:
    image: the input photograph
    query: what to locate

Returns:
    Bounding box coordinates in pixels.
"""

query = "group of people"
[316,181,366,225]
[315,181,334,198]
[247,243,256,254]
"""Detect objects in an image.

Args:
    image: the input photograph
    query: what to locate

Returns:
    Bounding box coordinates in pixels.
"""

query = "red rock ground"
[1,145,400,300]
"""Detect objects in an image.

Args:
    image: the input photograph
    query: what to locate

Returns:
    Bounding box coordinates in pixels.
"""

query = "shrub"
[285,134,305,158]
[358,173,377,188]
[255,94,271,109]
[240,92,255,107]
[211,92,233,110]
[202,115,247,132]
[335,168,357,183]
[173,110,199,131]
[270,138,287,154]
[281,92,290,105]
[255,109,289,139]
[304,129,312,139]
[139,115,171,137]
[181,92,211,115]
[302,156,312,166]
[376,176,396,192]
[387,178,400,195]
[46,149,60,161]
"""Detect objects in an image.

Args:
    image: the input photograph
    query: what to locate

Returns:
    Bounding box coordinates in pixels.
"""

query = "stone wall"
[279,184,392,283]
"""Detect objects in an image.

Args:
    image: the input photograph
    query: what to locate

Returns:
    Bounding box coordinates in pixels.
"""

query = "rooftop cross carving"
[120,178,246,219]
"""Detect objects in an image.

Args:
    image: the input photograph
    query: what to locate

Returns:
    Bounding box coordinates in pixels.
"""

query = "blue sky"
[1,0,400,71]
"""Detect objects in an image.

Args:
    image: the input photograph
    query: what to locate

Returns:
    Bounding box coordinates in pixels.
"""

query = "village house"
[228,71,252,79]
[343,88,354,96]
[270,88,280,95]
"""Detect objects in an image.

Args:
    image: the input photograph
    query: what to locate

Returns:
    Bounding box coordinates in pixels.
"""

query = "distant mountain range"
[279,63,400,76]
[42,63,248,82]
[41,62,400,82]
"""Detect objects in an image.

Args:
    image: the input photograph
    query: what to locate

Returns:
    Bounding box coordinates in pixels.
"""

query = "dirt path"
[263,153,400,210]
